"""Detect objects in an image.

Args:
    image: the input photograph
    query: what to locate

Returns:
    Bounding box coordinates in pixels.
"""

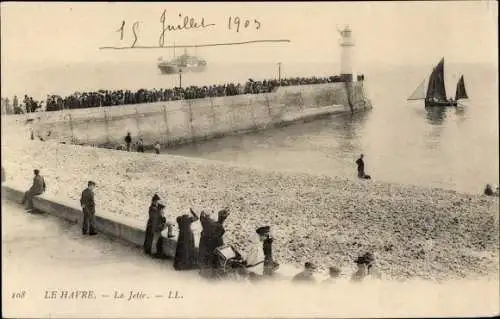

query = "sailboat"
[408,58,469,108]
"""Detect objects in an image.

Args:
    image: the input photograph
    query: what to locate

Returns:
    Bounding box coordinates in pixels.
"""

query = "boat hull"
[158,64,206,74]
[425,100,457,108]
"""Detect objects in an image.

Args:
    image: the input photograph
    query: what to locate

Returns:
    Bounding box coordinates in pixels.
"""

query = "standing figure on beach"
[80,181,98,236]
[154,142,161,154]
[356,154,371,179]
[246,226,268,278]
[137,138,145,153]
[1,166,5,184]
[483,184,499,196]
[198,208,230,278]
[21,169,46,212]
[124,132,132,152]
[263,229,279,276]
[143,194,174,258]
[174,208,200,270]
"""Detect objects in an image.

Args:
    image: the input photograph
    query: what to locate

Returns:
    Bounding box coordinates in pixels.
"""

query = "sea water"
[2,61,498,194]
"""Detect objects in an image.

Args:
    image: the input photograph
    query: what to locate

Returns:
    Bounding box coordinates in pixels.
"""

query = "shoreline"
[2,139,499,280]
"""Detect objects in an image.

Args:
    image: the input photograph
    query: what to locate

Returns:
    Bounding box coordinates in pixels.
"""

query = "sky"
[1,1,498,69]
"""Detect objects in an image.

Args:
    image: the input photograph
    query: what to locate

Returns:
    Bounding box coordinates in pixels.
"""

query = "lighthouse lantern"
[339,25,355,82]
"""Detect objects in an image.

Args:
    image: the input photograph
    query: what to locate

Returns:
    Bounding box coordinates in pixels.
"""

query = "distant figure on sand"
[483,184,499,196]
[80,181,98,236]
[1,167,5,183]
[21,169,46,212]
[484,184,494,196]
[292,262,317,283]
[124,132,132,152]
[174,208,200,270]
[137,138,145,153]
[356,154,371,179]
[154,142,161,154]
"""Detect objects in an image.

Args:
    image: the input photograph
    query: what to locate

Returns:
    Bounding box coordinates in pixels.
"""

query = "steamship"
[157,47,207,74]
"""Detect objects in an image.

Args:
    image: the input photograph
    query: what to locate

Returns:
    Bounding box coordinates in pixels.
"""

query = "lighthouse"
[339,26,355,82]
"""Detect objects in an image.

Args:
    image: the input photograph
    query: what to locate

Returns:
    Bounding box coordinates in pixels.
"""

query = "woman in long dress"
[198,208,230,278]
[174,208,199,270]
[144,194,167,258]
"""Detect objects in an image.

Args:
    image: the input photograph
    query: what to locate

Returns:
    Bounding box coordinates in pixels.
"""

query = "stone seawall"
[17,82,371,147]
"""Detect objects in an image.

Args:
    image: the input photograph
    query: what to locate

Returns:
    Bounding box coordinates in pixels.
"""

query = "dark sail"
[426,58,447,102]
[455,75,468,100]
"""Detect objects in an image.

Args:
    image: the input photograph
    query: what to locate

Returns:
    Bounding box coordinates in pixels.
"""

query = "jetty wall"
[19,82,371,147]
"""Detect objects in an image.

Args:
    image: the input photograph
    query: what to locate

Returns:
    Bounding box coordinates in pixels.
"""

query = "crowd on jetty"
[1,75,348,114]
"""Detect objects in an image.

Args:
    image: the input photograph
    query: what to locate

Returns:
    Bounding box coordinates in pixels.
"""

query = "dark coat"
[174,214,199,270]
[80,188,95,212]
[143,204,165,254]
[198,213,226,273]
[356,158,365,175]
[30,175,46,194]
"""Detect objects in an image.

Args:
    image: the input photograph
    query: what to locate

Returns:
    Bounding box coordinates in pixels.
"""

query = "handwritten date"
[115,10,262,48]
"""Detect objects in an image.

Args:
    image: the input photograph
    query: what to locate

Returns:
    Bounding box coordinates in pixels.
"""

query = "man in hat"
[137,138,145,153]
[144,194,162,255]
[292,262,317,283]
[246,226,269,278]
[21,169,46,212]
[124,132,132,152]
[154,142,161,154]
[80,181,98,236]
[259,226,280,276]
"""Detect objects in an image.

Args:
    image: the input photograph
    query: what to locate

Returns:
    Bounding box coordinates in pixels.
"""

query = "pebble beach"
[2,137,499,281]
